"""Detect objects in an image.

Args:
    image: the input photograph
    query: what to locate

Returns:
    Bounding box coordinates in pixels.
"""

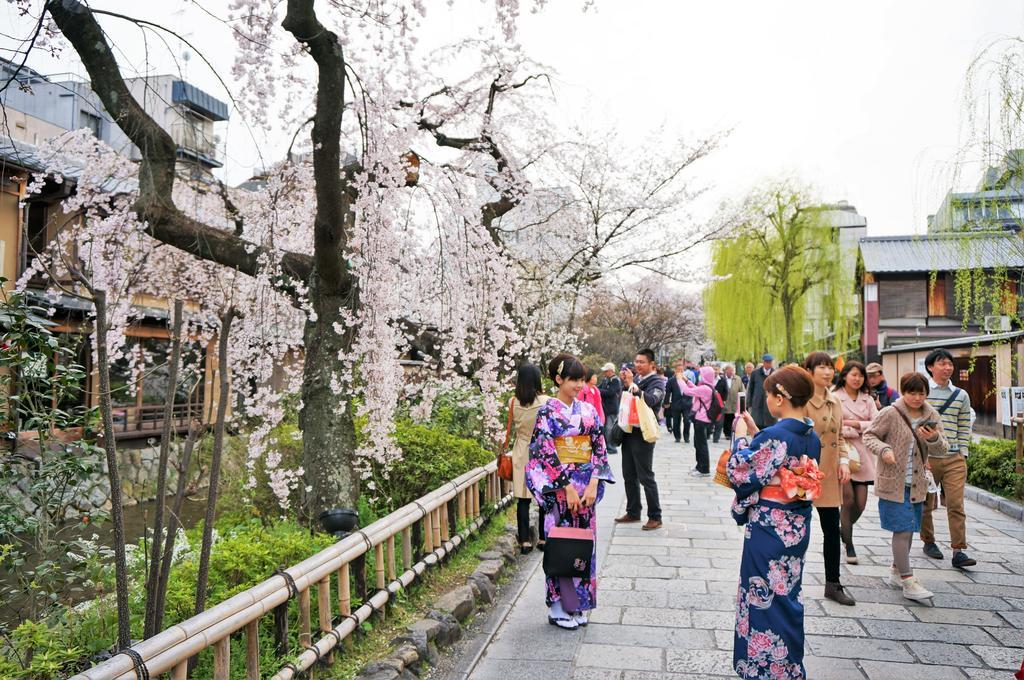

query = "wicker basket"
[714,450,731,488]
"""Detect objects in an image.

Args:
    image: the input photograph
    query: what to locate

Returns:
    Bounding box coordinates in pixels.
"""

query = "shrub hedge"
[967,438,1024,501]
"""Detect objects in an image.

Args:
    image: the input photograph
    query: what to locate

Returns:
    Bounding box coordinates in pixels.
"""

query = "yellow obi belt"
[555,435,592,465]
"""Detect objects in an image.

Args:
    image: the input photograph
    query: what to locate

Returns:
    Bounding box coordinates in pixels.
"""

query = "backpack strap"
[935,387,961,416]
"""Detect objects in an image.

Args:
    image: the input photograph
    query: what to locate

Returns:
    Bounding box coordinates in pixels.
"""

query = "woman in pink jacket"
[680,365,718,478]
[580,366,606,425]
[835,360,878,565]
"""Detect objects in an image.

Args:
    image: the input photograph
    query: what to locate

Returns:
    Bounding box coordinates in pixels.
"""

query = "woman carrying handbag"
[526,353,615,630]
[504,364,550,554]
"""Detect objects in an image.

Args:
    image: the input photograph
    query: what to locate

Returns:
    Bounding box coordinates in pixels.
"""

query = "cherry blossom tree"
[3,0,579,523]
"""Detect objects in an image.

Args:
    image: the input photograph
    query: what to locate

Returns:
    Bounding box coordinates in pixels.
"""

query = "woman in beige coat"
[862,372,947,602]
[510,364,549,553]
[803,352,855,606]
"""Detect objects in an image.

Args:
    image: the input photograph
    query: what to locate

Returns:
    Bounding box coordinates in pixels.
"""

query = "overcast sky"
[9,1,1024,236]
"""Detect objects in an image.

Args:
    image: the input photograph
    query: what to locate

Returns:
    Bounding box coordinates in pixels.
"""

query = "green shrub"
[428,386,487,444]
[0,620,84,679]
[967,438,1024,500]
[367,420,493,515]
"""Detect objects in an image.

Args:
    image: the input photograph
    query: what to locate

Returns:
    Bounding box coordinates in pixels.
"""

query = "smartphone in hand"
[738,392,746,414]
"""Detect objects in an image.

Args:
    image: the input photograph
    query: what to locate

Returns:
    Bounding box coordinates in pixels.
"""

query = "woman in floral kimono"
[526,353,615,630]
[727,365,822,680]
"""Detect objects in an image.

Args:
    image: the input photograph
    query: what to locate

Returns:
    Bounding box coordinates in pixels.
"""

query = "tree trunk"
[144,299,184,639]
[781,296,796,364]
[301,284,359,518]
[93,290,131,650]
[153,419,201,632]
[194,309,234,618]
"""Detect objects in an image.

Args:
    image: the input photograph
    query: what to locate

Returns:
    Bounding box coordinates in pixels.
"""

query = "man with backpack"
[920,348,977,568]
[866,362,899,408]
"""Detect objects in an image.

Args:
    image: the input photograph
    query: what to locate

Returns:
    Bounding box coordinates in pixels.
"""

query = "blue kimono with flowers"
[728,418,821,680]
[526,398,615,610]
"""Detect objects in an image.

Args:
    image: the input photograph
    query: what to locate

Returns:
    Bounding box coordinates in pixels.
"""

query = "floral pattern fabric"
[526,397,615,610]
[728,418,821,680]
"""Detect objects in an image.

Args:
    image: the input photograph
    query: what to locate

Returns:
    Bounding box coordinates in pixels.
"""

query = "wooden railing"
[69,461,510,680]
[110,403,201,439]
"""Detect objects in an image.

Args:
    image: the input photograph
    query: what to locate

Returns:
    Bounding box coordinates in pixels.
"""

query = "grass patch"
[321,506,514,679]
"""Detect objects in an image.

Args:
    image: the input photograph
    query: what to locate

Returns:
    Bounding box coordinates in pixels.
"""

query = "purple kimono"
[526,398,615,611]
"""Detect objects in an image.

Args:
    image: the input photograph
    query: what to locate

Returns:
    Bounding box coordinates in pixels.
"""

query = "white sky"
[8,0,1024,236]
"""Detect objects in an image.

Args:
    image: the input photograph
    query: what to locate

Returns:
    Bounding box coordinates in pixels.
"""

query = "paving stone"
[998,610,1024,627]
[608,544,668,555]
[963,669,1022,680]
[622,607,692,628]
[690,610,734,630]
[858,660,966,679]
[968,645,1023,670]
[600,577,635,591]
[906,641,984,667]
[584,624,714,650]
[632,577,706,593]
[819,599,916,620]
[471,659,572,680]
[802,656,867,679]
[576,644,662,671]
[964,571,1024,586]
[600,590,668,608]
[984,625,1024,647]
[663,593,733,611]
[572,669,622,680]
[807,635,913,662]
[859,620,997,644]
[803,616,867,636]
[602,563,677,579]
[912,607,1004,626]
[712,629,732,650]
[663,649,734,676]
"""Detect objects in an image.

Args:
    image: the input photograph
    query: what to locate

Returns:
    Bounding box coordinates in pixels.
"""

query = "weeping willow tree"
[705,183,858,363]
[940,36,1024,335]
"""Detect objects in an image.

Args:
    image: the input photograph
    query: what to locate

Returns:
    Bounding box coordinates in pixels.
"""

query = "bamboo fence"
[68,460,511,680]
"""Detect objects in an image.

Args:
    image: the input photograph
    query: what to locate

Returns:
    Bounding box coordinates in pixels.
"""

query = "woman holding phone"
[862,372,947,603]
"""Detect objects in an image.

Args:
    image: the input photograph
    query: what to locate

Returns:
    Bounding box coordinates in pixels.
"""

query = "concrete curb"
[964,483,1024,522]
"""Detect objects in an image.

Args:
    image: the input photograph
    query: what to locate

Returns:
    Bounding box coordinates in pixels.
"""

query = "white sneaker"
[901,576,934,601]
[888,566,903,589]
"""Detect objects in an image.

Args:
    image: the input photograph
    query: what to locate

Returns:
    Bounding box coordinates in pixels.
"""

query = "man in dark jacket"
[747,353,777,429]
[598,362,622,454]
[616,348,665,531]
[866,362,898,409]
[666,358,693,443]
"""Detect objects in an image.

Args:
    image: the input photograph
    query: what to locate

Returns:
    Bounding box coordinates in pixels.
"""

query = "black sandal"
[536,540,546,553]
[520,542,533,555]
[547,615,578,630]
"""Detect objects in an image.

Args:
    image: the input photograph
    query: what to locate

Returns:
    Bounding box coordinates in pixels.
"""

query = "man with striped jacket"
[920,348,977,568]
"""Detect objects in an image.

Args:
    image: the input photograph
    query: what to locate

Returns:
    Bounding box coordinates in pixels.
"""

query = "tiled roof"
[0,135,137,194]
[859,232,1024,272]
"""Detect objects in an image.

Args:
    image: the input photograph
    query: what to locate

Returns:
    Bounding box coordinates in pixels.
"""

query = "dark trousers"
[693,420,710,473]
[671,410,691,442]
[714,413,735,442]
[664,408,676,433]
[516,498,545,544]
[621,430,661,520]
[817,506,842,583]
[604,415,619,453]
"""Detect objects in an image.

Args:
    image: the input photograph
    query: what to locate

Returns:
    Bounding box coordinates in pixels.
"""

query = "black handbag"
[608,421,624,447]
[542,526,595,578]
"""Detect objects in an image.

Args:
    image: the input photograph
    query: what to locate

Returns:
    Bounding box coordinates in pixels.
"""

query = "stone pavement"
[455,430,1024,680]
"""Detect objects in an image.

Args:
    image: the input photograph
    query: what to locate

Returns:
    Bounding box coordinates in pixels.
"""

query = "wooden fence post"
[245,620,260,680]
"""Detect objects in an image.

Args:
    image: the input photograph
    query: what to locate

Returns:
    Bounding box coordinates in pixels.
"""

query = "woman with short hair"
[862,372,947,602]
